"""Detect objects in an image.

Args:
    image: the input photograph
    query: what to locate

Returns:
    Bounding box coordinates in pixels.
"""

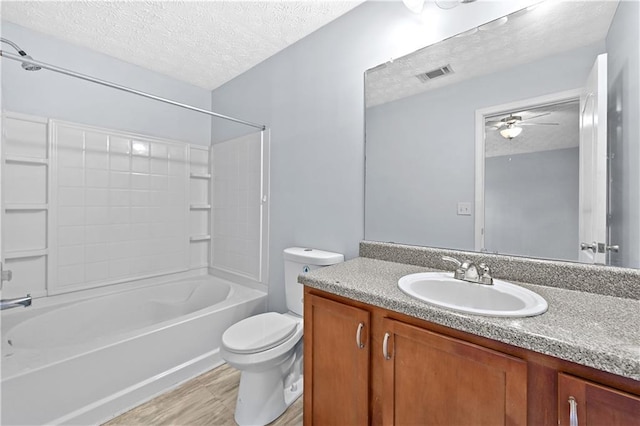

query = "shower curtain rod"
[0,50,266,131]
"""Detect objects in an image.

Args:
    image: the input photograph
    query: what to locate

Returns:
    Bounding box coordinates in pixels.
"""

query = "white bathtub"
[0,274,267,425]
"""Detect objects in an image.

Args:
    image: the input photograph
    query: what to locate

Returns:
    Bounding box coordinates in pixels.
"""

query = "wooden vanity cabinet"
[381,318,527,425]
[304,288,640,426]
[558,373,640,425]
[303,293,370,425]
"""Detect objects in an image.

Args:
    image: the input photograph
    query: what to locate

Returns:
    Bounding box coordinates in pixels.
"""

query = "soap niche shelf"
[1,112,50,299]
[190,172,211,179]
[188,145,211,269]
[190,204,211,210]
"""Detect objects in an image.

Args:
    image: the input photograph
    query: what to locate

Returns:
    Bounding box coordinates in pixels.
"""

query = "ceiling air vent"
[415,64,454,82]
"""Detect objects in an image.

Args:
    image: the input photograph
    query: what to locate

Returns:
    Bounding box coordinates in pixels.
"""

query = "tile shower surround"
[360,241,640,300]
[53,122,189,290]
[1,113,213,298]
[211,134,263,280]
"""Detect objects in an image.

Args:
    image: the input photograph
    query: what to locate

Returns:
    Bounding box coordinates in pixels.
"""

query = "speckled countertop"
[300,257,640,381]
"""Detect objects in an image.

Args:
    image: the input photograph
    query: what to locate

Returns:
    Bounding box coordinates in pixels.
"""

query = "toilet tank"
[283,247,344,315]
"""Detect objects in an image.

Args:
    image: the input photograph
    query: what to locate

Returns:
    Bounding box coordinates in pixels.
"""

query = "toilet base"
[234,370,302,426]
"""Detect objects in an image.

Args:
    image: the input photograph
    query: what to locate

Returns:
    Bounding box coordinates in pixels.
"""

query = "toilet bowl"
[221,312,303,425]
[220,247,344,426]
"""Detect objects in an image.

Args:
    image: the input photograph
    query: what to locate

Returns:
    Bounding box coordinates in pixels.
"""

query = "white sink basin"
[398,272,548,317]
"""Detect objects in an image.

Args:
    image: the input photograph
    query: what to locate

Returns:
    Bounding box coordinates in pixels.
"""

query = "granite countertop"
[300,257,640,381]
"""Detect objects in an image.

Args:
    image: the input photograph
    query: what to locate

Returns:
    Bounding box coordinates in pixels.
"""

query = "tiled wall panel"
[2,113,209,298]
[50,121,190,293]
[211,132,264,281]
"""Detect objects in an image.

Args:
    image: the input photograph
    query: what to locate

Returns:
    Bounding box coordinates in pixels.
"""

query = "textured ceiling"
[1,0,363,90]
[366,1,618,107]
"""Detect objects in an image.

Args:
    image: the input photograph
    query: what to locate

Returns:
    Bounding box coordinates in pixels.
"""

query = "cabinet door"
[381,318,527,426]
[558,373,640,426]
[304,293,370,425]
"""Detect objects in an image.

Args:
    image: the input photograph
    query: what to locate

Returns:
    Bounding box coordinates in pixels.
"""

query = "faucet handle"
[477,263,493,285]
[442,256,465,280]
[442,256,462,267]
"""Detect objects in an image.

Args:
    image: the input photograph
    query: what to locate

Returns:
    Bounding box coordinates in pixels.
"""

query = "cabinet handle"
[382,332,392,360]
[568,396,578,426]
[356,322,365,349]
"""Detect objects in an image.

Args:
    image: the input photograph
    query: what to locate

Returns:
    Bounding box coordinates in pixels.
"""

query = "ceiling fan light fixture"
[500,125,523,139]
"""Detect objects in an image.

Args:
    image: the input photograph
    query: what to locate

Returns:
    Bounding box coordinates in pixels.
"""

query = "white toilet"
[220,247,344,426]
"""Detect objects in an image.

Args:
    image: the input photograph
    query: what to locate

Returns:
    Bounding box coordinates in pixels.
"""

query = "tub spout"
[1,294,32,310]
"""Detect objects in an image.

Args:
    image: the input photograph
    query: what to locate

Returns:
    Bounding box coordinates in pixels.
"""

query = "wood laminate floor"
[104,363,303,426]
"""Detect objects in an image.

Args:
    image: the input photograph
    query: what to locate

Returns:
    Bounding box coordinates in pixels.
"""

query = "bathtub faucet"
[0,294,32,310]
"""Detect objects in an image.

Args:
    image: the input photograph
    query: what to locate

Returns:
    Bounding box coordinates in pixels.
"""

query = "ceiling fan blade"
[519,112,551,122]
[485,121,506,128]
[519,122,559,126]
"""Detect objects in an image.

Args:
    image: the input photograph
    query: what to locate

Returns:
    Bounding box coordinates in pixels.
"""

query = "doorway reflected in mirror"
[481,97,579,263]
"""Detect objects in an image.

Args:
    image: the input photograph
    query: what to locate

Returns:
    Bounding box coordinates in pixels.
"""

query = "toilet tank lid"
[283,247,344,266]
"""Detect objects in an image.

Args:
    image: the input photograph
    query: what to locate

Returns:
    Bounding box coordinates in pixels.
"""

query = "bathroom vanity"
[301,243,640,425]
[310,1,640,423]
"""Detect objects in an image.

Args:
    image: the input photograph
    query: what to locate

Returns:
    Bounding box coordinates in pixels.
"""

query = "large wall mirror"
[364,1,639,269]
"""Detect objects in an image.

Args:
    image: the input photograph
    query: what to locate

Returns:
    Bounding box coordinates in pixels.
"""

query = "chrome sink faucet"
[442,256,493,285]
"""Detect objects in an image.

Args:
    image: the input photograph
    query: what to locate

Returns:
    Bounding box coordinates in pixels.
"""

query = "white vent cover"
[416,64,454,82]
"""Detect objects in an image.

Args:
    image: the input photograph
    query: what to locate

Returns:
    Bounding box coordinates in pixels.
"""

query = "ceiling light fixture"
[500,124,523,139]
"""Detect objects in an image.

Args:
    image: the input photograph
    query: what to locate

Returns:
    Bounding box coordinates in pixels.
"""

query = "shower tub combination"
[1,37,270,426]
[1,274,266,425]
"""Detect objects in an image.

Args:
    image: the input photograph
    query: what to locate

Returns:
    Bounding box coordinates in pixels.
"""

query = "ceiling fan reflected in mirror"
[486,113,559,139]
[499,124,523,139]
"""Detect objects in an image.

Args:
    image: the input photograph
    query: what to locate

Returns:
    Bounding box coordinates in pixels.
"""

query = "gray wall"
[365,43,604,251]
[485,148,579,262]
[210,1,533,312]
[1,22,212,145]
[607,0,640,268]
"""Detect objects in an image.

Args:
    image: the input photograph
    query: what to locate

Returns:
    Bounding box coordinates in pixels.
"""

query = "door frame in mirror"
[474,88,583,253]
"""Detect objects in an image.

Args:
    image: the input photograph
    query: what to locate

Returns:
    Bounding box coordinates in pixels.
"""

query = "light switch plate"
[457,202,472,216]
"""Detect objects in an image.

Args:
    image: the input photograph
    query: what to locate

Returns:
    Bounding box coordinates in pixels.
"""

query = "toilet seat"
[222,312,298,354]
